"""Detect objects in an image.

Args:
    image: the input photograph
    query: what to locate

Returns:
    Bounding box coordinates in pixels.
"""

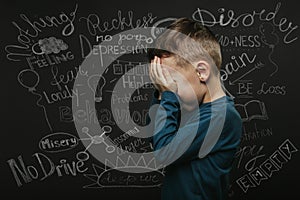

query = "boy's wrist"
[161,91,180,102]
[153,89,179,102]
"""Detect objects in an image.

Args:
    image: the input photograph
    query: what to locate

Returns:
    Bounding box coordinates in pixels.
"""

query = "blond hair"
[148,17,222,72]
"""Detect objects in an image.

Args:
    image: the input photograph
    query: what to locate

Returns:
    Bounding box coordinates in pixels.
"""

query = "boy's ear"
[196,61,210,82]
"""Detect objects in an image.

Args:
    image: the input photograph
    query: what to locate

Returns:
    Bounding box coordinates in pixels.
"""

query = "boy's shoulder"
[200,95,242,127]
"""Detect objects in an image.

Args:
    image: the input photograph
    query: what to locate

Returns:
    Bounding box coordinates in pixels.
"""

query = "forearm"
[152,91,181,150]
[151,91,202,166]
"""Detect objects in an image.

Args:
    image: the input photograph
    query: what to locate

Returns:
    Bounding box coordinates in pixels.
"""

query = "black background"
[1,0,299,199]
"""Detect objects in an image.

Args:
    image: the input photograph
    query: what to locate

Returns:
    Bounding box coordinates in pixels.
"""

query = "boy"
[147,18,242,200]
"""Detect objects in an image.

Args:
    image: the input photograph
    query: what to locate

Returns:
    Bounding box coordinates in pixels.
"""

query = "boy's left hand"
[150,56,178,94]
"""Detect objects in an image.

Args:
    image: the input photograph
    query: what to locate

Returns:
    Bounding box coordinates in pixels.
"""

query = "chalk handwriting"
[220,52,257,82]
[51,65,88,91]
[236,139,298,193]
[112,93,149,104]
[192,2,298,43]
[111,127,140,145]
[42,85,80,105]
[7,151,89,187]
[5,4,78,61]
[216,34,261,48]
[79,11,157,35]
[27,51,74,69]
[112,107,148,126]
[117,33,153,45]
[257,82,286,95]
[236,144,265,171]
[241,125,273,142]
[59,102,115,125]
[39,132,79,153]
[236,80,253,98]
[83,158,163,188]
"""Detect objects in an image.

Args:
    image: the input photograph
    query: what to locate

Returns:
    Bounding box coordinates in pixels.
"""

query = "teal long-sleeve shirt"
[150,91,242,200]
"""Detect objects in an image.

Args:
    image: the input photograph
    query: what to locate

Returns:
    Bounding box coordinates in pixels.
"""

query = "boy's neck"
[202,82,226,103]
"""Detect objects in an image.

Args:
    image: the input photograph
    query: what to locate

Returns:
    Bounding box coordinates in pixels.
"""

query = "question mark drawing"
[87,74,106,102]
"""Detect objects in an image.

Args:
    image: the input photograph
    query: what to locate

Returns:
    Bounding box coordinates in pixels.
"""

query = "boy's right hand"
[150,56,178,96]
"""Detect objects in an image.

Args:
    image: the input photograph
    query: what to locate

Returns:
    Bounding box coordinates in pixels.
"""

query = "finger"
[152,56,159,81]
[163,67,174,83]
[156,57,167,83]
[149,61,154,82]
[150,57,156,83]
[150,57,161,91]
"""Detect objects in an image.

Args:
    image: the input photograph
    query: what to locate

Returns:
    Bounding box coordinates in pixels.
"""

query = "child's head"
[148,17,222,72]
[148,17,223,109]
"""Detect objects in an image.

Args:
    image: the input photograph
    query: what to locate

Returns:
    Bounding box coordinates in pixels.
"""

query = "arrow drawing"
[229,62,264,85]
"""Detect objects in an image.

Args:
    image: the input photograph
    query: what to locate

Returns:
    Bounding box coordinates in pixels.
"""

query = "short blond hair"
[148,17,222,72]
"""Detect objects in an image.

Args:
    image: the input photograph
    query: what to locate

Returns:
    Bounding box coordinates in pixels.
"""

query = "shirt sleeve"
[152,92,242,168]
[151,91,204,166]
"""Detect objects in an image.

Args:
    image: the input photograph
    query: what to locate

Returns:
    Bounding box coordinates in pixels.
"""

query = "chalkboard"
[1,0,299,199]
